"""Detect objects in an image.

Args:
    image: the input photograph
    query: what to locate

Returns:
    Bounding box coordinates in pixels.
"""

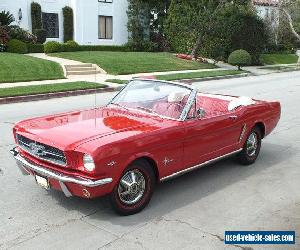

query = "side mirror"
[196,108,206,119]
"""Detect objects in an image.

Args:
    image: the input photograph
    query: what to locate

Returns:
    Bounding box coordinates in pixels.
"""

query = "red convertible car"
[11,79,281,215]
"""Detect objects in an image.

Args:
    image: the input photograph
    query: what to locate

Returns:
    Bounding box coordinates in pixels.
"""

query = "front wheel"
[110,159,155,216]
[237,127,262,165]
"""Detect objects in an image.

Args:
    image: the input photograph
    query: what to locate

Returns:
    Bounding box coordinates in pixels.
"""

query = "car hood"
[14,107,161,151]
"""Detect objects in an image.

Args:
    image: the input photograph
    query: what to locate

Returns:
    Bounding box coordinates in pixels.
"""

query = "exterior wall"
[0,0,129,45]
[74,0,128,45]
[255,5,279,25]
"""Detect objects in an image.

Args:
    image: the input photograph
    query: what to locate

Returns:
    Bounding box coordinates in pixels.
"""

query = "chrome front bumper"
[10,147,113,196]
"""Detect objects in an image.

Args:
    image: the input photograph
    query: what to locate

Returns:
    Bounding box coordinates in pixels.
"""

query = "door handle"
[229,115,238,120]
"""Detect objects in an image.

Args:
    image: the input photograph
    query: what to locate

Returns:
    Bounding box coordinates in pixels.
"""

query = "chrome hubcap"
[246,132,258,157]
[118,169,146,205]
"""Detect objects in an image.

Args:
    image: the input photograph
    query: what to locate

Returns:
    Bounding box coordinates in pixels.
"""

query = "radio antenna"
[88,42,97,128]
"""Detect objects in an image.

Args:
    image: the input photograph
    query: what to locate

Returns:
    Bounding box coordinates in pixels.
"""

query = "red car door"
[182,111,243,169]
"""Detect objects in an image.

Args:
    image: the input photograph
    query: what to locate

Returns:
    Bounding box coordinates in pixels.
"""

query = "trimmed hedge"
[44,41,61,53]
[63,6,74,42]
[76,45,129,52]
[44,42,128,53]
[27,43,44,53]
[7,39,28,54]
[31,2,42,31]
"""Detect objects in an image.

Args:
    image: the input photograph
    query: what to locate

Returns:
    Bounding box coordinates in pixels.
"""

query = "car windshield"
[110,80,193,120]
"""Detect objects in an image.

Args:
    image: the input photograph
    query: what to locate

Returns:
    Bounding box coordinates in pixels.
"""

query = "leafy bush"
[0,26,9,51]
[126,40,156,52]
[34,29,47,44]
[66,40,79,47]
[63,6,74,42]
[0,10,15,26]
[8,25,37,43]
[44,41,61,53]
[27,43,44,53]
[228,49,251,70]
[7,39,28,54]
[61,40,79,52]
[31,2,42,31]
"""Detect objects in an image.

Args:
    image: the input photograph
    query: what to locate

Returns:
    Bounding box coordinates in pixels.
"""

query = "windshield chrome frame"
[107,79,197,122]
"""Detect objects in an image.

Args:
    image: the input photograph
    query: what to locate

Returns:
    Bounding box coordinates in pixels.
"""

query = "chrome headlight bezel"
[83,154,95,172]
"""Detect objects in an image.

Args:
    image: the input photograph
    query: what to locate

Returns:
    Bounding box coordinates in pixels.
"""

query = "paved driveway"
[0,71,299,250]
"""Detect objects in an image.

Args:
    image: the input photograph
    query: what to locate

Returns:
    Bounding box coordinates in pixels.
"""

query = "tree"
[127,0,151,50]
[278,0,300,42]
[165,0,255,59]
[165,0,267,63]
[127,0,171,51]
[0,10,15,26]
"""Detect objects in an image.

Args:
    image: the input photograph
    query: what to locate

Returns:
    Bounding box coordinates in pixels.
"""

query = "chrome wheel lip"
[246,132,258,157]
[118,169,146,205]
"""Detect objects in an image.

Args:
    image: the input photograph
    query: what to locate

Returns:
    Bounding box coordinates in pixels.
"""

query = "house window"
[99,16,113,39]
[42,13,59,38]
[98,0,113,3]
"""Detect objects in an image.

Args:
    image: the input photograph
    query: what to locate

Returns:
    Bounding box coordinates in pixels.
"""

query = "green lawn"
[0,82,106,98]
[0,53,64,83]
[156,70,245,81]
[105,79,128,84]
[260,53,298,65]
[51,52,216,75]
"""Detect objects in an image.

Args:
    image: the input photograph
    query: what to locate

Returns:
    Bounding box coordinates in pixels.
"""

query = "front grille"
[16,134,67,166]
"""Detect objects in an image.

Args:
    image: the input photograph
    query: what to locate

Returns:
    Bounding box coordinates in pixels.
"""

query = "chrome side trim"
[239,124,247,142]
[160,148,243,182]
[10,147,113,188]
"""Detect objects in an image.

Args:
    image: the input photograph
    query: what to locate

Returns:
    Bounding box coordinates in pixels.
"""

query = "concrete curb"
[0,86,122,105]
[177,73,250,84]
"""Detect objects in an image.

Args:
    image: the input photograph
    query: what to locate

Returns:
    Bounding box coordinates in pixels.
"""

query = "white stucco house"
[253,0,279,26]
[0,0,129,45]
[253,0,280,43]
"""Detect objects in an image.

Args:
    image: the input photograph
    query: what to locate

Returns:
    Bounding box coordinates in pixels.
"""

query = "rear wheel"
[237,127,262,165]
[110,159,155,216]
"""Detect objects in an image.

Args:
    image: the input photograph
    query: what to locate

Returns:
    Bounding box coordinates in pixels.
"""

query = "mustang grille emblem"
[29,143,46,157]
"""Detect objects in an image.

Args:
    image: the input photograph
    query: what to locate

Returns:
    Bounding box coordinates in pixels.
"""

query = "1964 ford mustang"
[11,79,281,215]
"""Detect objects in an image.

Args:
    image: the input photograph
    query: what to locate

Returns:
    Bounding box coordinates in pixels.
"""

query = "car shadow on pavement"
[49,142,296,229]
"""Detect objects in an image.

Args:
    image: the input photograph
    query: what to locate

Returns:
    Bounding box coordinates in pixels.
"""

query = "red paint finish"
[13,93,281,199]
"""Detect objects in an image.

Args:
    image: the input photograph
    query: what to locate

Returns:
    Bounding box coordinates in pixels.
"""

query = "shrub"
[66,40,79,47]
[44,41,61,53]
[8,25,37,43]
[0,10,15,26]
[31,2,42,31]
[34,29,47,44]
[27,43,44,53]
[125,40,156,52]
[75,45,129,52]
[228,49,251,70]
[63,6,74,42]
[7,39,28,54]
[0,26,9,51]
[61,40,79,52]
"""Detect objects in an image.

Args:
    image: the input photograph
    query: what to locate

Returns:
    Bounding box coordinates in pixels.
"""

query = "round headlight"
[83,154,95,172]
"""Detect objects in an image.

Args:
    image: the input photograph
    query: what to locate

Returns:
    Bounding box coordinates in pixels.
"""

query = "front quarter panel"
[75,120,186,189]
